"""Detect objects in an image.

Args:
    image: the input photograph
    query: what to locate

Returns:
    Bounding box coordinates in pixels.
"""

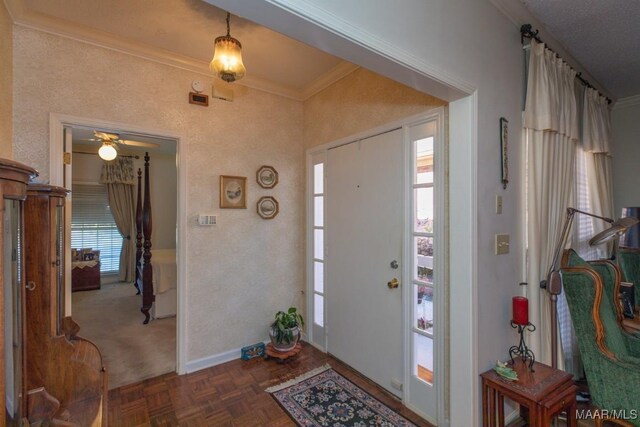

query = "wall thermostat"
[191,80,205,93]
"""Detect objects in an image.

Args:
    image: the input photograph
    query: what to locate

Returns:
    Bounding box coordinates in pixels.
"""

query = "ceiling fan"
[91,131,160,161]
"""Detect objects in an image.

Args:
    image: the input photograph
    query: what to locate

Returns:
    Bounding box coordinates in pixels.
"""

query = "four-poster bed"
[136,153,154,324]
[134,152,178,324]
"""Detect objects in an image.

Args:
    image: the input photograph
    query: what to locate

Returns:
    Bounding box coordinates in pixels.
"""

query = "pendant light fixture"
[210,12,246,83]
[98,141,117,161]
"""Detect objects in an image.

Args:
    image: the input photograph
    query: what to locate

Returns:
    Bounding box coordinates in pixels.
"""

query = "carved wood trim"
[561,266,617,362]
[590,259,624,323]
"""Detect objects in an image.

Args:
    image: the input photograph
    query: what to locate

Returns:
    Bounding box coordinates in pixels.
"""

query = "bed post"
[141,152,154,324]
[134,168,143,295]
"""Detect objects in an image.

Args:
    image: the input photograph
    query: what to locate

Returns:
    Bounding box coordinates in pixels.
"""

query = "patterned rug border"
[266,365,417,427]
[265,364,332,393]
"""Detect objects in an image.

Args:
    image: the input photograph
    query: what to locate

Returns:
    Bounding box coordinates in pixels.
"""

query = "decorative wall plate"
[256,165,278,189]
[257,196,279,219]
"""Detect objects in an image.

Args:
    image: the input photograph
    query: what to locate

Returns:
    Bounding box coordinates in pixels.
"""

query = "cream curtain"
[524,40,579,366]
[100,158,136,283]
[583,87,614,238]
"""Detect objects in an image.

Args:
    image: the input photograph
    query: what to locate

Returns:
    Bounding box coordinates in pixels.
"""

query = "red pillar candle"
[512,296,529,325]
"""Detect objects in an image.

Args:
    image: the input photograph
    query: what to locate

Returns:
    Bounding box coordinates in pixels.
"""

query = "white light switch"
[496,195,503,214]
[495,234,510,255]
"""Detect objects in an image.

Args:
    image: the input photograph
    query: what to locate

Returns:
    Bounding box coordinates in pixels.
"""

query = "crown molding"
[301,62,359,100]
[5,0,352,102]
[612,94,640,110]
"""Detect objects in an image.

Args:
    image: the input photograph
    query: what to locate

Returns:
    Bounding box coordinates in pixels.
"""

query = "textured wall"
[304,68,446,149]
[612,102,640,215]
[72,151,178,251]
[13,28,304,361]
[0,5,13,158]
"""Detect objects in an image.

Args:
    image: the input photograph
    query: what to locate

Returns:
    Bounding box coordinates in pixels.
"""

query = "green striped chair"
[560,249,640,426]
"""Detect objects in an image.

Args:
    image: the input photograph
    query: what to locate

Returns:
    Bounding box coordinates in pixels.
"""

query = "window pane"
[416,137,434,184]
[415,187,434,233]
[314,163,324,194]
[314,196,324,227]
[314,293,324,326]
[314,261,324,293]
[71,183,122,274]
[414,333,434,384]
[415,285,433,334]
[415,237,434,284]
[314,229,323,260]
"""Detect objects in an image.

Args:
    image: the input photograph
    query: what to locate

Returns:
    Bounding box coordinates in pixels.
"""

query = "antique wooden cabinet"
[0,159,37,427]
[24,184,108,426]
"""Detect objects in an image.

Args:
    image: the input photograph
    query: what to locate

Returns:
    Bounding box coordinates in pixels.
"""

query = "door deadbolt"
[390,260,399,269]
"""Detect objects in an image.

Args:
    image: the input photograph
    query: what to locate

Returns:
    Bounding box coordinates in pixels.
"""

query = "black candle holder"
[509,321,536,370]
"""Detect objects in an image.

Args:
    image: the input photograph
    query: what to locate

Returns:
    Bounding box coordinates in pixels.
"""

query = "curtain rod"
[520,24,612,104]
[72,151,140,159]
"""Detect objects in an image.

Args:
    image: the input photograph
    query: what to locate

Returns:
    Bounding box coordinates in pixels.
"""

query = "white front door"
[326,128,404,397]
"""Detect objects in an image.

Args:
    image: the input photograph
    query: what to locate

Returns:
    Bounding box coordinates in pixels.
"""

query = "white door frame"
[49,112,188,375]
[305,109,447,425]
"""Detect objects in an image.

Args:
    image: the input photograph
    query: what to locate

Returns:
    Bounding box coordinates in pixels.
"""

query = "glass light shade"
[98,143,117,161]
[210,36,246,83]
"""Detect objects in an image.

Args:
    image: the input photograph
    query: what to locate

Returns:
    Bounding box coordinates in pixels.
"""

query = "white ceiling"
[521,0,640,100]
[7,0,357,100]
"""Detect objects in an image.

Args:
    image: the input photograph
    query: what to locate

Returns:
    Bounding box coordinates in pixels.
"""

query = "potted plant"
[269,307,304,352]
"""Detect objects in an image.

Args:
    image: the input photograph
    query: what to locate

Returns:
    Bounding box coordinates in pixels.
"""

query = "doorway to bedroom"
[66,123,179,389]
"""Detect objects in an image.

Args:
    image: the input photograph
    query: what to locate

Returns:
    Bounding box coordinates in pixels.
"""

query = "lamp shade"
[589,216,640,246]
[620,207,640,248]
[98,143,117,161]
[210,35,245,83]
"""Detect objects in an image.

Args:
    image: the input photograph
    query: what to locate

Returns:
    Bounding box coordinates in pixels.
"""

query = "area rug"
[266,364,417,427]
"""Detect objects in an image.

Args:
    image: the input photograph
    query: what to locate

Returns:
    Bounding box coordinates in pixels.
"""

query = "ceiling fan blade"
[94,131,119,141]
[118,139,160,148]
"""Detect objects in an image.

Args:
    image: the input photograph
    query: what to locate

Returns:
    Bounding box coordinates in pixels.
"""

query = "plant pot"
[269,326,300,352]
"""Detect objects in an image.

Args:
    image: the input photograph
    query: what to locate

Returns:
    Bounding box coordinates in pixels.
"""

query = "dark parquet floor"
[107,343,435,426]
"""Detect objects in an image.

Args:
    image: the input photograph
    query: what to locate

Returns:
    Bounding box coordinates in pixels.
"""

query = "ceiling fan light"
[98,142,117,161]
[210,13,246,83]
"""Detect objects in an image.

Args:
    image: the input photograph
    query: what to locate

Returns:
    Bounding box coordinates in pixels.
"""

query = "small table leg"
[566,399,577,427]
[497,394,504,427]
[482,383,489,426]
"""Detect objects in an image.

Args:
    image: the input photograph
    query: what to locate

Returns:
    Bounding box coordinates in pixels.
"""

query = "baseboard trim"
[185,341,270,373]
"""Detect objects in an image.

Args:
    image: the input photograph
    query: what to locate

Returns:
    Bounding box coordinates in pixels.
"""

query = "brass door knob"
[387,278,399,289]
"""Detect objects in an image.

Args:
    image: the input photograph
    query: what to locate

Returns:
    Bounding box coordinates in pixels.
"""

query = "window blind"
[71,183,122,274]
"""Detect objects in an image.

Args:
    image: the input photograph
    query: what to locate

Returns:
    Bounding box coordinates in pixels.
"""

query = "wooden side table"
[481,361,577,427]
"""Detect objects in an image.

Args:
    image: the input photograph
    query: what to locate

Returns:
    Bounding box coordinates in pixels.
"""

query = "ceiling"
[521,0,640,100]
[7,0,358,100]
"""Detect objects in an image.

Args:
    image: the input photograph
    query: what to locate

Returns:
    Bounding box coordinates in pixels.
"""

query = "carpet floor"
[71,282,176,389]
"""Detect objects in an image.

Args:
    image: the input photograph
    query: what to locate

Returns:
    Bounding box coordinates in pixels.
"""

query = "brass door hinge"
[63,152,71,165]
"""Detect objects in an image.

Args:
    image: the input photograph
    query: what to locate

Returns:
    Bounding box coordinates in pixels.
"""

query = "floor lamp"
[541,207,640,368]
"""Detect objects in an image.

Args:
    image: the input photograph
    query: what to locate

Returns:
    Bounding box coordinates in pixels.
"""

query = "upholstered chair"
[619,247,640,309]
[560,249,640,426]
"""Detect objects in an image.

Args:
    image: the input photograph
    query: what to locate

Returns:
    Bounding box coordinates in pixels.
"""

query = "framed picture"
[220,175,247,209]
[256,165,278,189]
[500,117,509,189]
[257,196,279,219]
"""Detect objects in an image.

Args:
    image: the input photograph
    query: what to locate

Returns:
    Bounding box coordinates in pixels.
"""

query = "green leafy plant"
[270,307,304,344]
